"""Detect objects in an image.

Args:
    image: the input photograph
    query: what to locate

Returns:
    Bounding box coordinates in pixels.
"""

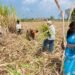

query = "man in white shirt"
[42,21,56,52]
[0,23,4,44]
[16,20,22,34]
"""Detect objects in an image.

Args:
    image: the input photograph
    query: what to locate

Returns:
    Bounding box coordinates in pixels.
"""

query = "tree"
[48,16,55,20]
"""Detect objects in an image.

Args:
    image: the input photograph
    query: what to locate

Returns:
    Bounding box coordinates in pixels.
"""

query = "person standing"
[16,20,22,34]
[0,23,3,37]
[0,23,4,45]
[64,21,75,75]
[42,21,56,52]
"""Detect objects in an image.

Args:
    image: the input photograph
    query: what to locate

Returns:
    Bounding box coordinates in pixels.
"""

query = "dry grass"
[0,21,69,75]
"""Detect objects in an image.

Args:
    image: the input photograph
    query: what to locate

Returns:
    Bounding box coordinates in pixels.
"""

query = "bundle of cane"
[54,0,65,74]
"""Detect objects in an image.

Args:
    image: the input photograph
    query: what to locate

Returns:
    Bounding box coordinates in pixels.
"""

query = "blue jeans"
[42,39,54,52]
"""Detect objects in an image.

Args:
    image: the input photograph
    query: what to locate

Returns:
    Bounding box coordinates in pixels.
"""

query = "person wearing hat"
[42,20,56,52]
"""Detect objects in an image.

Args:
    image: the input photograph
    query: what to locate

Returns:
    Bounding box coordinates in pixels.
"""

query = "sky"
[0,0,75,18]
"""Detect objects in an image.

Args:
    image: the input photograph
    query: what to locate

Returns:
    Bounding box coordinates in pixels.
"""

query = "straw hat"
[47,20,52,25]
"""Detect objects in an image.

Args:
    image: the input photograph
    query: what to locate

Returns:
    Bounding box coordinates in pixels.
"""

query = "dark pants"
[17,29,22,34]
[42,39,54,52]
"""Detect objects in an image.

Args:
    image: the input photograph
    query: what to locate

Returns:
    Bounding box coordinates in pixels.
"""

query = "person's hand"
[64,41,67,48]
[61,40,67,50]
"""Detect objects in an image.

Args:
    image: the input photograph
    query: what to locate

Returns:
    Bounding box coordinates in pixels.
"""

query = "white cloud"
[22,0,38,5]
[37,0,56,14]
[21,0,75,18]
[22,0,74,9]
[39,0,54,9]
[58,0,75,9]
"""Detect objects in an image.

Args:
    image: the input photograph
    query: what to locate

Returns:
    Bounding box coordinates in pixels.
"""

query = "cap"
[47,21,52,25]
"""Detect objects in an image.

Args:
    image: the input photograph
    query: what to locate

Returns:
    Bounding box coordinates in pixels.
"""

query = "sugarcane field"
[0,0,75,75]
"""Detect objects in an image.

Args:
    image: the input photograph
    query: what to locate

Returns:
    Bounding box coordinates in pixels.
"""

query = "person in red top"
[26,29,38,41]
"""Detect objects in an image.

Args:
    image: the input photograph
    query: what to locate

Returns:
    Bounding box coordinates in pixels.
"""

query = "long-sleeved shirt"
[48,25,55,40]
[16,24,22,30]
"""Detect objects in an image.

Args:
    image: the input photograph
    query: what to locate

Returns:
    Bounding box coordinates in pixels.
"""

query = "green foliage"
[10,5,16,16]
[1,5,16,15]
[0,4,16,29]
[0,4,9,16]
[49,16,55,20]
[6,65,21,75]
[37,24,50,42]
[0,4,16,17]
[39,24,51,37]
[0,4,3,15]
[39,24,48,33]
[21,63,30,69]
[3,6,9,16]
[21,18,35,22]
